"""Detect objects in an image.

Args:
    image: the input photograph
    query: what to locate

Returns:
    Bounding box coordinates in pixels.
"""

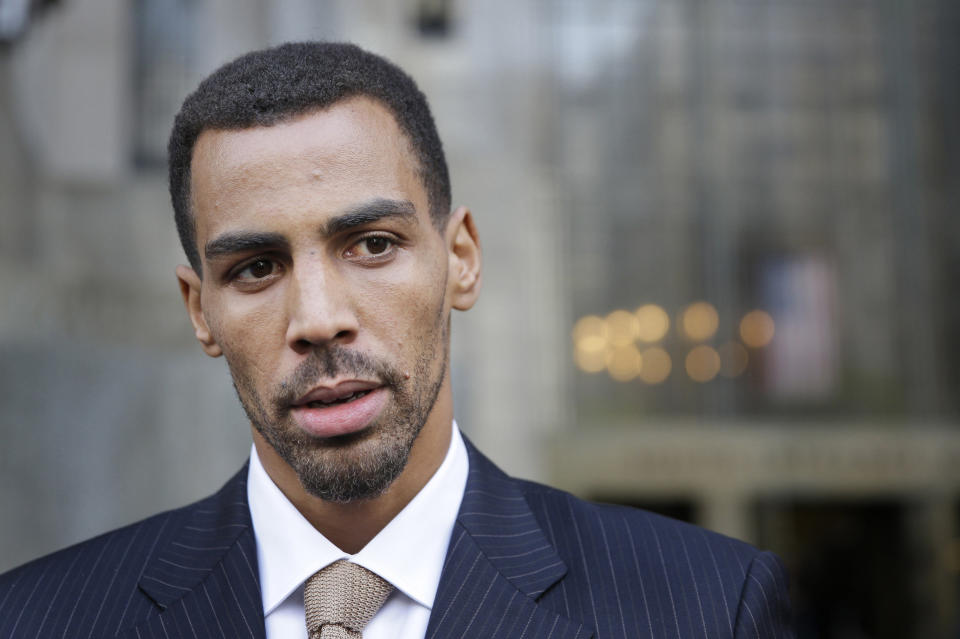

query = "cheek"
[372,261,447,334]
[208,297,286,374]
[400,277,449,358]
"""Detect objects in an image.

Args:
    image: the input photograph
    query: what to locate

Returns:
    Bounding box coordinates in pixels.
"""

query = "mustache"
[274,346,404,406]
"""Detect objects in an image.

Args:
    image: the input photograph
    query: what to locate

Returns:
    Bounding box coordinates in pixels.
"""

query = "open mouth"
[290,384,388,438]
[305,390,371,408]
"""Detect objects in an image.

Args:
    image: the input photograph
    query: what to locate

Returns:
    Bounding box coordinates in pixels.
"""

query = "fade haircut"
[168,41,452,272]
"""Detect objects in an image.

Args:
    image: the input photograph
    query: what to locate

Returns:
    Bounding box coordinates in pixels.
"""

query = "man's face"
[178,97,479,502]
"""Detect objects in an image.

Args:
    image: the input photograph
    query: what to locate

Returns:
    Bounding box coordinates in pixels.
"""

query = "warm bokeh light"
[681,302,719,342]
[686,345,721,382]
[573,315,607,343]
[605,309,640,346]
[739,310,775,348]
[638,346,672,384]
[574,344,607,373]
[718,341,749,378]
[573,315,608,373]
[635,304,670,342]
[606,344,642,381]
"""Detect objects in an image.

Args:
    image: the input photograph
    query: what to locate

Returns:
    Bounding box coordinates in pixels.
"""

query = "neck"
[252,384,453,554]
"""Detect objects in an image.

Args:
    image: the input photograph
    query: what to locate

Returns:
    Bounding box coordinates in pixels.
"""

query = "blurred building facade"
[1,1,958,638]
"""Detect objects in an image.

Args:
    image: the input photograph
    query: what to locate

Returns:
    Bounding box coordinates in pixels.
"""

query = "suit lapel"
[119,466,266,639]
[114,441,592,638]
[426,441,593,639]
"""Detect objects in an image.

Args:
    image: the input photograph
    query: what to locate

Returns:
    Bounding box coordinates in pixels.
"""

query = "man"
[0,42,793,638]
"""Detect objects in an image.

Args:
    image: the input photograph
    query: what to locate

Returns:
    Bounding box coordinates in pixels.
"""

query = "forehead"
[189,97,425,238]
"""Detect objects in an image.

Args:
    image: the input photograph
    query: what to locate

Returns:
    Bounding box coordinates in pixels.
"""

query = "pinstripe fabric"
[0,465,265,639]
[424,442,795,639]
[0,440,794,638]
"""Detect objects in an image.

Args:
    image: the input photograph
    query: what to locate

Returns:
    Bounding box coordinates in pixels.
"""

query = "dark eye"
[364,237,390,255]
[348,235,396,259]
[237,259,276,280]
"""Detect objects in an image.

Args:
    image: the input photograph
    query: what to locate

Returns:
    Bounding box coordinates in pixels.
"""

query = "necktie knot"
[304,560,394,638]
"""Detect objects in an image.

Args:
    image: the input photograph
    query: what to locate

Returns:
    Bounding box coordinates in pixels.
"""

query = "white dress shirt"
[247,422,469,639]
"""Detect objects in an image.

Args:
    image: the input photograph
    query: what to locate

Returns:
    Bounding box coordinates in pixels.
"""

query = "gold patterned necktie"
[303,560,394,639]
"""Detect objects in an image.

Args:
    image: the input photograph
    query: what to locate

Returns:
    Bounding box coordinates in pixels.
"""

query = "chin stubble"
[228,315,449,503]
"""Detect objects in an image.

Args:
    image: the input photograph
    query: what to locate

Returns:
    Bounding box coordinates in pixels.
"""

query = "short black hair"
[168,41,451,272]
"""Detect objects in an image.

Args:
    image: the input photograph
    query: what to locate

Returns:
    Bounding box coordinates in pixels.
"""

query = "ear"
[175,264,223,357]
[445,206,482,311]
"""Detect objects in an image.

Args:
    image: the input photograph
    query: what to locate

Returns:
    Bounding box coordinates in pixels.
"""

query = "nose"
[284,261,359,352]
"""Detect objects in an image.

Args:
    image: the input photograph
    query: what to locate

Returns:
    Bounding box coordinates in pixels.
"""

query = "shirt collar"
[247,421,469,615]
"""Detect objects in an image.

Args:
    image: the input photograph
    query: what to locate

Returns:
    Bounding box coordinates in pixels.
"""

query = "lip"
[294,380,382,406]
[290,381,388,439]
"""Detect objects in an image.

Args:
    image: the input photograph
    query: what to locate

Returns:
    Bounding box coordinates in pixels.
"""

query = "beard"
[227,320,448,504]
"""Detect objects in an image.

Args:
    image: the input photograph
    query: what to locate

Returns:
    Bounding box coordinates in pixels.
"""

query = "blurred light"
[681,302,719,342]
[573,315,608,373]
[739,310,775,348]
[635,304,670,342]
[607,344,642,381]
[686,345,721,382]
[573,315,607,342]
[605,310,639,346]
[574,344,607,373]
[718,341,749,378]
[638,346,672,384]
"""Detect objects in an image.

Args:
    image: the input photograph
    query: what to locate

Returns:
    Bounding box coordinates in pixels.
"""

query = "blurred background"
[1,0,957,637]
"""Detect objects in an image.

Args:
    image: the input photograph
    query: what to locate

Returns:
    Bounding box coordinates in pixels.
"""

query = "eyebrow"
[320,198,417,236]
[204,231,289,261]
[202,198,418,261]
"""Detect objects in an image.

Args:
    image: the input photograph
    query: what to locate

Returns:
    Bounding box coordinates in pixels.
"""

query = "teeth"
[306,390,369,408]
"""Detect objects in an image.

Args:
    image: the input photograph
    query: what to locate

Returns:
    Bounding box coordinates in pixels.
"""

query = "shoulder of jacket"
[513,476,762,561]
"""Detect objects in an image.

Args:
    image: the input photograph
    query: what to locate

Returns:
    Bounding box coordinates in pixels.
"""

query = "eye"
[234,258,280,283]
[346,235,397,259]
[361,237,391,255]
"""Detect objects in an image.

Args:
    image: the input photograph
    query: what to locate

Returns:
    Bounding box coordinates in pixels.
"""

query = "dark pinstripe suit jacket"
[0,440,794,638]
